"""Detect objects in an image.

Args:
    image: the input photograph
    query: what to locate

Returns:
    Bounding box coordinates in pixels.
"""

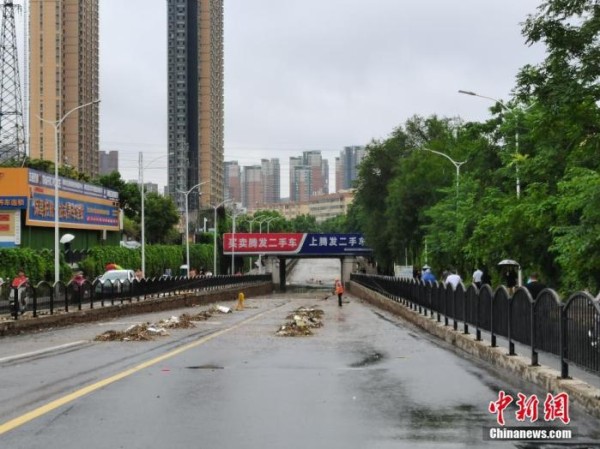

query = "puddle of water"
[186,365,224,370]
[350,351,385,368]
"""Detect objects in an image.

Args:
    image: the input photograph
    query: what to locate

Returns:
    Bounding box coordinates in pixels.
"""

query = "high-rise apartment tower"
[337,146,365,191]
[29,0,100,177]
[224,160,241,204]
[261,158,280,204]
[167,0,224,211]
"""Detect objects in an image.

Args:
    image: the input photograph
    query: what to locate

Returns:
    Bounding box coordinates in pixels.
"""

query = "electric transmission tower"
[0,0,25,163]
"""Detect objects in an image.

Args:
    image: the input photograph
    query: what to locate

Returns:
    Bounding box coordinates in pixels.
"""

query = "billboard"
[0,168,120,231]
[0,211,21,248]
[223,233,371,256]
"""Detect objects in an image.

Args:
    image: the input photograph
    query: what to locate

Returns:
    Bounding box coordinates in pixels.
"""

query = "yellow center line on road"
[0,305,283,436]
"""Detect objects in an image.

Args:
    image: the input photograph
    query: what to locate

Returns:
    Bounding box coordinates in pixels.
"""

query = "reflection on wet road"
[1,264,599,448]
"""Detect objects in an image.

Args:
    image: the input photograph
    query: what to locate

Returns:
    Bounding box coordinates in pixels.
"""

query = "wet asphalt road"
[1,291,599,449]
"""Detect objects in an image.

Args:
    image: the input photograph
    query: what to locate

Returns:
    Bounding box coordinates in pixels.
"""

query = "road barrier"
[350,274,600,379]
[0,274,271,321]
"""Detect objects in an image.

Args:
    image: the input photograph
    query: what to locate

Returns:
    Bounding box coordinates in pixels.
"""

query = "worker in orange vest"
[334,279,344,307]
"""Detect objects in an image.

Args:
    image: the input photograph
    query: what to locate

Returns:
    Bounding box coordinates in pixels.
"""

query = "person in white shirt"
[445,269,462,289]
[472,268,483,288]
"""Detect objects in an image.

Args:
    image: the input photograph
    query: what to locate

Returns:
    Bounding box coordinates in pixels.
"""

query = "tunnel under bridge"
[223,232,373,291]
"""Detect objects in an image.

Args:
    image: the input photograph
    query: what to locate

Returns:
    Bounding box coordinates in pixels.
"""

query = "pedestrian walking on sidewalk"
[334,279,344,307]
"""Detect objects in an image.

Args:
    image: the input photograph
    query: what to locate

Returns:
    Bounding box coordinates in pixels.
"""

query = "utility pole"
[0,0,26,162]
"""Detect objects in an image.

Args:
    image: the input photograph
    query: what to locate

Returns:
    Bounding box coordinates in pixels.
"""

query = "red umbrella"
[105,263,123,271]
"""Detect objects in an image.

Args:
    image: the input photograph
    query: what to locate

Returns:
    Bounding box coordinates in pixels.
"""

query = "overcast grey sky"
[97,0,546,196]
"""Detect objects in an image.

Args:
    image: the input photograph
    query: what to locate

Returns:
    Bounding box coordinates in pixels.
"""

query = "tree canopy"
[349,0,600,293]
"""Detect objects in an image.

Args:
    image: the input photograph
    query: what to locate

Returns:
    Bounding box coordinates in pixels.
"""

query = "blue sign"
[300,233,371,256]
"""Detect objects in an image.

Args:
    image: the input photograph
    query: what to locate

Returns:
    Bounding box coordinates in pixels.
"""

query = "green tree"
[320,214,347,233]
[289,214,319,233]
[97,171,140,219]
[144,192,180,244]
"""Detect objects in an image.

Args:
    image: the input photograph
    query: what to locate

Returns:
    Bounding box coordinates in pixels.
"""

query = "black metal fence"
[0,274,271,320]
[350,273,600,378]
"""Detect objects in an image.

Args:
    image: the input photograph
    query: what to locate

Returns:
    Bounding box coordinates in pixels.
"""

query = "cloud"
[97,0,546,195]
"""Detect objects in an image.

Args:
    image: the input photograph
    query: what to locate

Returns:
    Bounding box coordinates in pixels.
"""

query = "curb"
[0,341,89,364]
[348,281,600,420]
[0,283,274,337]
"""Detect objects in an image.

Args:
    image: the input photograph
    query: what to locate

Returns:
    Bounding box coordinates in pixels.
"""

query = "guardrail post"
[530,301,538,366]
[490,298,497,348]
[475,292,481,341]
[444,292,449,326]
[507,297,515,355]
[453,292,458,331]
[11,287,18,319]
[50,284,55,315]
[560,305,569,378]
[32,287,37,318]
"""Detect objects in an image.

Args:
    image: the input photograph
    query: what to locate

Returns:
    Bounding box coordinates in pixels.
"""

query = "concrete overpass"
[223,232,373,290]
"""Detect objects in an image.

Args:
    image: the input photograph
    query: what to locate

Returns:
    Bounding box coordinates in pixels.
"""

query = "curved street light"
[420,147,467,200]
[458,89,534,199]
[229,204,244,275]
[420,147,467,246]
[210,198,232,275]
[139,152,172,276]
[178,181,208,278]
[259,217,276,233]
[266,217,278,233]
[38,99,100,284]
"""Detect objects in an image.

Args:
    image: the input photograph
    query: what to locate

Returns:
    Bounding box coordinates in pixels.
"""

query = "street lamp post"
[139,152,172,276]
[420,147,466,244]
[244,216,261,272]
[229,205,243,275]
[38,99,100,284]
[178,181,208,278]
[458,89,533,199]
[258,217,275,233]
[211,199,232,275]
[265,217,277,233]
[420,148,467,200]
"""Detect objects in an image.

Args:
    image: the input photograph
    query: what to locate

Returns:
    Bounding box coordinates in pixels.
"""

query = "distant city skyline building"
[99,150,119,175]
[289,156,303,202]
[337,146,366,191]
[29,0,100,177]
[167,0,224,211]
[335,157,343,193]
[261,158,280,204]
[225,146,365,209]
[241,165,262,209]
[128,180,159,195]
[288,151,329,201]
[290,164,312,203]
[224,160,241,203]
[303,150,328,196]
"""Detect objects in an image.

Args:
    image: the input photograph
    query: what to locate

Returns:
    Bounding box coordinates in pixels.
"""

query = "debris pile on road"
[276,307,324,337]
[95,323,169,341]
[159,315,195,329]
[94,304,236,341]
[212,305,232,314]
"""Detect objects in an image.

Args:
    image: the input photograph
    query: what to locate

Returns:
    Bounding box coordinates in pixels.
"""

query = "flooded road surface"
[287,257,341,287]
[1,289,598,449]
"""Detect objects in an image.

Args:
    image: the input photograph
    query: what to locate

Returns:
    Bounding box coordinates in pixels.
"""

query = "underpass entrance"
[223,232,373,291]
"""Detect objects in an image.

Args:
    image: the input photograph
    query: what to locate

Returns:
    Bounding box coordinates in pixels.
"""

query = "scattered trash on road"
[94,323,168,341]
[94,304,236,341]
[214,305,232,314]
[276,307,324,337]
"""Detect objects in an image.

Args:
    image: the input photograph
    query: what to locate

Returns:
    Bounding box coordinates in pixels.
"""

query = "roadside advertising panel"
[0,211,21,248]
[0,168,120,231]
[223,233,371,256]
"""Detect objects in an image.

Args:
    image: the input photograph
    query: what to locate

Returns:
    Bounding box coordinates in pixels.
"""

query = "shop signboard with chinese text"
[223,233,371,256]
